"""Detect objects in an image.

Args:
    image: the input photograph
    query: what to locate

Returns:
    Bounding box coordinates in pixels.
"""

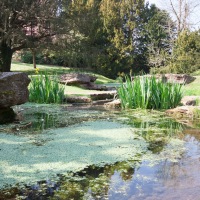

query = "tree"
[0,0,62,72]
[100,0,146,75]
[142,4,176,69]
[164,0,200,32]
[168,30,200,73]
[155,0,200,73]
[59,0,107,70]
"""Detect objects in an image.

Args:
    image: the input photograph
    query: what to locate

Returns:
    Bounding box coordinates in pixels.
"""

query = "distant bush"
[29,73,65,104]
[118,75,182,109]
[21,51,64,66]
[21,51,33,63]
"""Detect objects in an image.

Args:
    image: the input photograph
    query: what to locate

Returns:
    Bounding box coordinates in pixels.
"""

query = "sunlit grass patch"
[183,76,200,96]
[11,62,116,84]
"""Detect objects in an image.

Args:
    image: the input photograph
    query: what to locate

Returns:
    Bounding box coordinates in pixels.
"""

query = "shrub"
[21,51,33,63]
[21,51,64,66]
[29,73,65,104]
[118,75,182,109]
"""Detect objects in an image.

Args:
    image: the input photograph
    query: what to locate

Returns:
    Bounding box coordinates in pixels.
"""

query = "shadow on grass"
[12,62,97,76]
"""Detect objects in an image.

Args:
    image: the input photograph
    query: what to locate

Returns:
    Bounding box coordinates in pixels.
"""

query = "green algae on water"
[0,120,147,189]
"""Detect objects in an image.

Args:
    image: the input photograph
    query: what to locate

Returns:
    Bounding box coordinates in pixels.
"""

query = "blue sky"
[145,0,200,30]
[145,0,162,7]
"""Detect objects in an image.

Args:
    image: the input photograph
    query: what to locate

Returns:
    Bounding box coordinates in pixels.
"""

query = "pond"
[0,103,200,200]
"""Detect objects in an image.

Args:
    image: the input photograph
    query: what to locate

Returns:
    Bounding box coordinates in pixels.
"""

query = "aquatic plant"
[29,73,65,104]
[118,75,182,109]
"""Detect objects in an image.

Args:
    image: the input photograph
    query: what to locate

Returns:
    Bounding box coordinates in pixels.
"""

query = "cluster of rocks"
[132,74,195,84]
[0,72,198,122]
[165,96,200,119]
[162,74,196,84]
[60,73,118,105]
[166,106,200,119]
[62,73,198,109]
[0,72,30,124]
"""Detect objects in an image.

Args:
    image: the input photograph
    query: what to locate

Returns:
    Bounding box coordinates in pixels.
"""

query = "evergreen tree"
[100,0,146,76]
[168,30,200,73]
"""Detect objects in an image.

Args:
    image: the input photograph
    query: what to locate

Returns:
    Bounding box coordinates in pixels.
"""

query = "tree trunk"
[31,49,37,69]
[0,41,13,72]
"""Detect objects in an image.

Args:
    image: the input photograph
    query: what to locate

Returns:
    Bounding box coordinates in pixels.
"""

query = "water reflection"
[2,138,200,200]
[147,132,200,200]
[1,105,200,199]
[121,112,185,154]
[0,160,139,200]
[0,104,119,134]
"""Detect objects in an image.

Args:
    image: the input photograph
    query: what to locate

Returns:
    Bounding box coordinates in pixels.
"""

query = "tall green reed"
[29,73,65,104]
[118,75,182,109]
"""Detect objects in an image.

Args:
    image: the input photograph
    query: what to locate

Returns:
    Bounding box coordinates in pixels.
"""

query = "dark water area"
[0,108,16,124]
[1,103,200,200]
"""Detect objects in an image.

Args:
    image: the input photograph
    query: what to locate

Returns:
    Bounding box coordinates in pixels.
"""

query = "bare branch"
[12,42,27,52]
[169,0,181,31]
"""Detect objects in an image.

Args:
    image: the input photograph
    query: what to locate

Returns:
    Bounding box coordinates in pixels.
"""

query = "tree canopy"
[1,0,200,76]
[0,0,62,71]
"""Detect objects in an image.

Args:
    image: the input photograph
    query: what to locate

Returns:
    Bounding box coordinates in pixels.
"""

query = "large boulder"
[60,73,97,85]
[59,73,113,91]
[0,72,30,108]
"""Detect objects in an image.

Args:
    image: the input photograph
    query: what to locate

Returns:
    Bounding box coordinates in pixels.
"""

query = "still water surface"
[0,103,200,200]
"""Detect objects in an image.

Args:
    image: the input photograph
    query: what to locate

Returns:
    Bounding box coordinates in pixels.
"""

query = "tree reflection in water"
[152,131,200,199]
[54,160,139,200]
[1,106,200,200]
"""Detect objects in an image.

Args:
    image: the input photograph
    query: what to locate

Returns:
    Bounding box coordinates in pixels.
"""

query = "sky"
[145,0,162,8]
[145,0,200,30]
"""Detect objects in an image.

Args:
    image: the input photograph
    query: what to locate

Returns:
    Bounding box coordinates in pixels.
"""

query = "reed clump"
[29,73,65,104]
[118,75,182,109]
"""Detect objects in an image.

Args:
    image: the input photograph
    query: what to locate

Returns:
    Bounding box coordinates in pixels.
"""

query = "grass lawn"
[11,62,115,84]
[12,62,200,97]
[182,76,200,96]
[11,62,71,75]
[63,85,116,95]
[11,62,117,96]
